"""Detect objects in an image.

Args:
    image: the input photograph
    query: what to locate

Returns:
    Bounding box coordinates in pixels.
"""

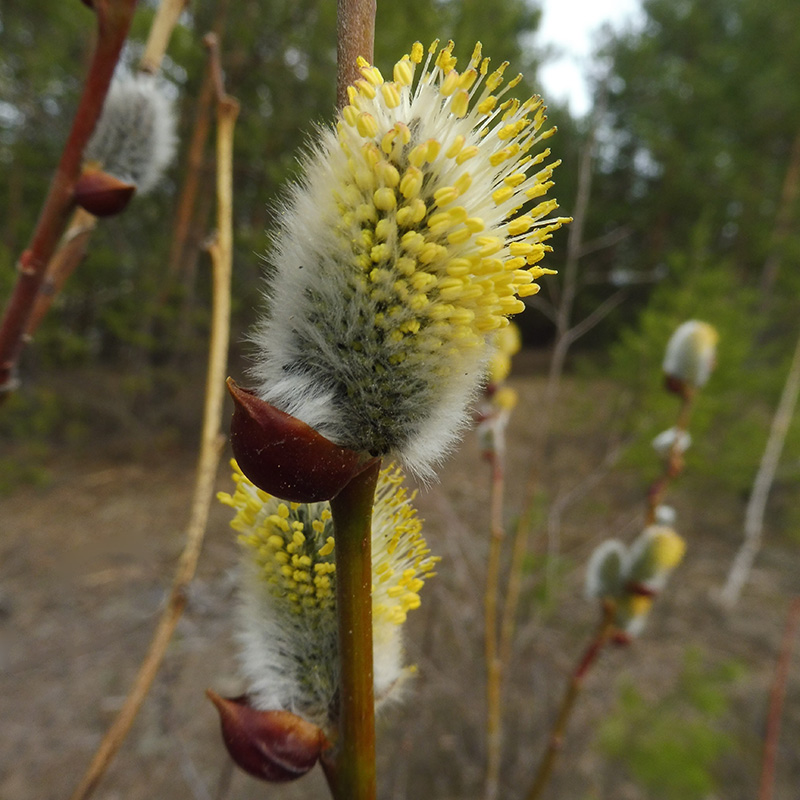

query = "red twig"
[758,596,800,800]
[0,0,138,399]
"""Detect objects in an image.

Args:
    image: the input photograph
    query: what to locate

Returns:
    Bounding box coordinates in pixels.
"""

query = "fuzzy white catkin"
[85,73,177,194]
[651,426,692,456]
[662,320,718,388]
[249,41,565,480]
[220,462,436,729]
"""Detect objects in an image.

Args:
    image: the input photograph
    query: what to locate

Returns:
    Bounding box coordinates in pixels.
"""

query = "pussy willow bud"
[662,320,718,392]
[250,40,566,480]
[586,525,686,637]
[84,73,177,195]
[651,426,692,457]
[218,462,438,731]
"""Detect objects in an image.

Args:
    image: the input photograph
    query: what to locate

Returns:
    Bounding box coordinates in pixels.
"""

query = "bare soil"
[1,374,799,800]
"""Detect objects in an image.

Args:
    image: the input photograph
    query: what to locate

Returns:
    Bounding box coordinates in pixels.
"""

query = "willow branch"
[336,0,376,110]
[24,208,98,338]
[0,0,137,400]
[328,460,381,800]
[525,603,616,800]
[645,389,695,525]
[483,448,506,800]
[66,38,238,800]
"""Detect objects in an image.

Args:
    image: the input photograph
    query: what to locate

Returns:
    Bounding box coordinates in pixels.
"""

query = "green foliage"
[597,648,744,800]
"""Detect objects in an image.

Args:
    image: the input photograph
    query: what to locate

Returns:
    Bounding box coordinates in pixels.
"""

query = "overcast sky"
[534,0,643,116]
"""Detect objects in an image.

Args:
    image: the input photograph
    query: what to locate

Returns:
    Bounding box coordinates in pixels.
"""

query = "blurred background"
[1,0,799,798]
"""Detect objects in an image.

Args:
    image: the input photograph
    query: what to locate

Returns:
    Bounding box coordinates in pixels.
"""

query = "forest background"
[1,0,799,798]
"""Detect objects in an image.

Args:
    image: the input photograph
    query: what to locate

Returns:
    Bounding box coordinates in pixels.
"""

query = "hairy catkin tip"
[85,73,178,194]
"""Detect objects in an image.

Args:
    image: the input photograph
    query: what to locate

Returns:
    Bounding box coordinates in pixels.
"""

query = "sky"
[535,0,643,117]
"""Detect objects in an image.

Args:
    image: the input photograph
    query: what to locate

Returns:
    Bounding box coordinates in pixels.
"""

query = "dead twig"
[66,36,238,800]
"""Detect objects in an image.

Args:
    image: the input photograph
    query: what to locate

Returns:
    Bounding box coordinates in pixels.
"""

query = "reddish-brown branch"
[645,389,695,525]
[0,0,138,399]
[758,596,800,800]
[336,0,376,110]
[526,603,616,800]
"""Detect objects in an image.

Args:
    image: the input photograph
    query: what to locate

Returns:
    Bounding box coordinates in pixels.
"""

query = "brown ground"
[1,374,799,800]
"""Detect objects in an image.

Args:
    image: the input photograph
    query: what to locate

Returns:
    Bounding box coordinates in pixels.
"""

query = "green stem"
[329,459,381,800]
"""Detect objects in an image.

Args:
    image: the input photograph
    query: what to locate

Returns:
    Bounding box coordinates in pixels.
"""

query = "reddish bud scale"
[227,378,369,502]
[207,691,326,782]
[74,169,135,216]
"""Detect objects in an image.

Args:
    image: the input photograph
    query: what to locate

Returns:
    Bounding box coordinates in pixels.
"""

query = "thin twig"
[758,596,800,800]
[525,603,616,800]
[484,449,506,800]
[24,208,98,338]
[139,0,190,74]
[336,0,376,109]
[0,0,137,400]
[66,37,238,800]
[720,329,800,606]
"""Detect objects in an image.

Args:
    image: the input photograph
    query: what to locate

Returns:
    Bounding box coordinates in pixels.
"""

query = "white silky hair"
[662,320,716,388]
[585,538,627,600]
[249,124,491,481]
[236,558,408,728]
[85,73,177,194]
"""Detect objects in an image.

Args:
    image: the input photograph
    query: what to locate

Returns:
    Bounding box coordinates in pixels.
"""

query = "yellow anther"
[373,187,397,211]
[445,135,466,159]
[486,61,509,91]
[411,42,424,63]
[401,231,425,254]
[447,228,472,245]
[450,89,469,117]
[355,203,377,223]
[470,42,483,66]
[453,172,473,195]
[376,161,400,187]
[355,79,376,99]
[408,142,428,168]
[456,146,479,164]
[394,122,411,145]
[371,244,391,263]
[465,217,484,232]
[410,271,437,291]
[509,242,536,256]
[419,243,447,264]
[394,57,414,86]
[428,39,440,55]
[399,166,423,199]
[507,216,532,236]
[458,68,478,91]
[434,186,459,207]
[440,69,460,96]
[445,258,472,276]
[477,95,497,115]
[356,112,378,138]
[492,186,514,204]
[381,82,402,108]
[504,172,526,187]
